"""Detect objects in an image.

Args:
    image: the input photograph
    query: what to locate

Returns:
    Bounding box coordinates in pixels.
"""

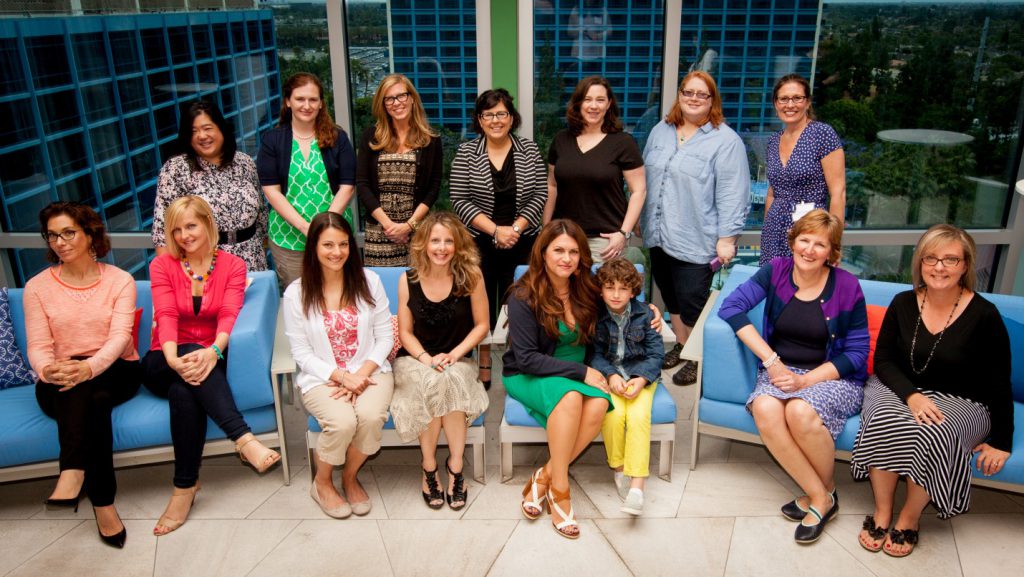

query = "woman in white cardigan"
[282,211,394,519]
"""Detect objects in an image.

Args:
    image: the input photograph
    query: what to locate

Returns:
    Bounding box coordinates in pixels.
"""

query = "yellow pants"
[601,382,656,478]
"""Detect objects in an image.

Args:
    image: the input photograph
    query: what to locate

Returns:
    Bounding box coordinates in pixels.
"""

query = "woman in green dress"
[258,72,357,288]
[502,219,613,539]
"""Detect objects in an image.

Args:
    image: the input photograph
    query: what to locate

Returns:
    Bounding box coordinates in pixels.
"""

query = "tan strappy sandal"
[153,483,200,536]
[235,433,281,474]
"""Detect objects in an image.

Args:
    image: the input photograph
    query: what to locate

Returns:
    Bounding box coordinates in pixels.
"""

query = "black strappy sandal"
[446,458,468,511]
[884,527,919,558]
[422,467,445,510]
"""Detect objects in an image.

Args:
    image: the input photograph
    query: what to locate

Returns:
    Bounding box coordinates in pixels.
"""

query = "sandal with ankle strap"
[154,483,201,536]
[883,527,919,558]
[521,467,548,520]
[422,467,445,510]
[547,485,580,540]
[446,458,468,510]
[859,515,887,552]
[235,434,281,474]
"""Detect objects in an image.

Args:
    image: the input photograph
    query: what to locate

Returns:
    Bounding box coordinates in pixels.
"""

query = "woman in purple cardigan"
[718,209,868,544]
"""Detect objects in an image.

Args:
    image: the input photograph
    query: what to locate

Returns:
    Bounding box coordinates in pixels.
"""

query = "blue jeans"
[142,344,250,488]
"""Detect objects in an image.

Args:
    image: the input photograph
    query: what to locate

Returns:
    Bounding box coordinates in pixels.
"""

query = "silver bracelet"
[763,352,780,369]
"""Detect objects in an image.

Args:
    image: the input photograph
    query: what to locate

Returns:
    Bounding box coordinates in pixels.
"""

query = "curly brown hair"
[595,257,643,297]
[512,219,599,344]
[566,76,623,136]
[279,73,339,149]
[39,202,111,263]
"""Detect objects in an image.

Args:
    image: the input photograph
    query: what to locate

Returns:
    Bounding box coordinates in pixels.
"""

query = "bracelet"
[416,351,429,361]
[762,352,779,369]
[407,218,419,232]
[210,344,224,360]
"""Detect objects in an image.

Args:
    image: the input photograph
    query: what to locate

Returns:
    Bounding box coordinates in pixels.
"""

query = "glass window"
[141,28,168,70]
[0,99,36,143]
[231,22,246,52]
[118,76,148,113]
[55,173,95,205]
[26,36,72,89]
[247,21,261,50]
[48,132,90,180]
[153,105,178,140]
[104,193,140,232]
[123,113,153,149]
[90,121,124,164]
[197,61,216,85]
[82,82,117,123]
[5,192,54,232]
[147,71,174,104]
[97,161,131,204]
[38,90,80,134]
[109,31,141,76]
[72,33,110,82]
[218,58,234,84]
[168,26,191,66]
[0,38,27,96]
[0,146,47,198]
[130,148,159,184]
[213,23,230,54]
[192,24,212,60]
[173,66,196,95]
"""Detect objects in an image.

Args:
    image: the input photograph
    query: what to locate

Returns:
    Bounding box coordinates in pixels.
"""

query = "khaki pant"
[269,240,304,290]
[587,237,646,266]
[301,372,395,466]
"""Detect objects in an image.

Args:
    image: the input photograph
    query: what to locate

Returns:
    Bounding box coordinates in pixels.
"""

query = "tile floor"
[2,370,1023,577]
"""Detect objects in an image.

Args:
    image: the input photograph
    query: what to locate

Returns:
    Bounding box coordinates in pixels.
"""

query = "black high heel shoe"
[97,521,127,549]
[422,467,445,510]
[446,458,468,511]
[44,490,83,512]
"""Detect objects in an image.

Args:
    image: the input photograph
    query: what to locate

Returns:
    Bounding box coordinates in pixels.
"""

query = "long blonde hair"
[407,212,481,297]
[369,73,437,152]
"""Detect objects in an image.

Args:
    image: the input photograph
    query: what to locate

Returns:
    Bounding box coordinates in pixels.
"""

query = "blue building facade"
[0,10,278,283]
[680,0,820,132]
[388,0,478,136]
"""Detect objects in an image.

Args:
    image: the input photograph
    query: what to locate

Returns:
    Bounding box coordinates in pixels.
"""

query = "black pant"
[475,234,535,329]
[142,344,250,488]
[35,358,141,507]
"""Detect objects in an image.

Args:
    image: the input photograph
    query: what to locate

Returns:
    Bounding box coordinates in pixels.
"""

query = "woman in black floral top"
[152,100,268,271]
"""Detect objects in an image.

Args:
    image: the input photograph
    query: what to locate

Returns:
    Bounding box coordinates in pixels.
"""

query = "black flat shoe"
[794,493,838,544]
[422,467,445,510]
[44,490,82,512]
[781,488,837,522]
[446,458,468,511]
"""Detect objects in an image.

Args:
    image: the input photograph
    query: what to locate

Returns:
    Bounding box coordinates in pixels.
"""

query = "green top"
[268,140,352,250]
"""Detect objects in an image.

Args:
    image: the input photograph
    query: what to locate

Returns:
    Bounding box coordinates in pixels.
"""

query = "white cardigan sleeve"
[282,282,337,386]
[363,271,395,368]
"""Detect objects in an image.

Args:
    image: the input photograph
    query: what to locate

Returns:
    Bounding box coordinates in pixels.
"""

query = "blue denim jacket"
[592,299,664,385]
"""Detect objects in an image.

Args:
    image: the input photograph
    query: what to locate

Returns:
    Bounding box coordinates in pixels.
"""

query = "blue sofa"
[695,264,1024,493]
[0,270,288,483]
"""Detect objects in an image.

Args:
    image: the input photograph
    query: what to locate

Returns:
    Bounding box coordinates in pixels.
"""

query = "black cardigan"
[355,125,443,224]
[256,125,356,196]
[502,293,589,382]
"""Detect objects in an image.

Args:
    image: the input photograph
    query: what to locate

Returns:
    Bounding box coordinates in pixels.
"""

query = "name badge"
[791,202,815,222]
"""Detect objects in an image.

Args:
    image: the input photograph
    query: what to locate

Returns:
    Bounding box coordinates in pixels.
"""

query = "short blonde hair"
[163,196,218,259]
[911,224,976,292]
[787,209,843,266]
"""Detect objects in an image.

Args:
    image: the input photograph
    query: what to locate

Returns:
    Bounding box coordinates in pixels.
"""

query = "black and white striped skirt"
[850,376,991,519]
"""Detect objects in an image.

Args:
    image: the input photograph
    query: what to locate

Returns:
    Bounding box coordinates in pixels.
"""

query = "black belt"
[218,222,258,245]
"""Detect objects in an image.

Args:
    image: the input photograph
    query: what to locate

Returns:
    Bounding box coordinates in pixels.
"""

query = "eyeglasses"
[43,230,78,244]
[680,90,711,101]
[922,256,963,267]
[383,92,411,106]
[479,111,510,121]
[776,96,808,105]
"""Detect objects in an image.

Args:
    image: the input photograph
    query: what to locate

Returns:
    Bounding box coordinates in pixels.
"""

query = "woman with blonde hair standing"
[357,73,443,266]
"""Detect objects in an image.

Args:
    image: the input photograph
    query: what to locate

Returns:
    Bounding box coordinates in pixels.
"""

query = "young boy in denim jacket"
[591,258,665,515]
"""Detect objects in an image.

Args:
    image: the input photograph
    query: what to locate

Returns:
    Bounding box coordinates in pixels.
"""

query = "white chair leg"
[659,439,673,481]
[501,442,513,483]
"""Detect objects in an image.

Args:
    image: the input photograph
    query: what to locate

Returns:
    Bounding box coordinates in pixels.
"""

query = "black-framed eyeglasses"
[383,92,411,106]
[922,256,963,267]
[43,230,78,244]
[776,96,808,105]
[479,111,510,121]
[680,89,711,101]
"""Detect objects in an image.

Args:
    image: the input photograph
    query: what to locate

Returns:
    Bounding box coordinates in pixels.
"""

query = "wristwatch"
[512,223,522,234]
[619,229,633,240]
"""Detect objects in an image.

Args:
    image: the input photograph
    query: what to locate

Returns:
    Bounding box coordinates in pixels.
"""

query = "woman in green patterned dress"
[502,219,613,539]
[258,72,357,288]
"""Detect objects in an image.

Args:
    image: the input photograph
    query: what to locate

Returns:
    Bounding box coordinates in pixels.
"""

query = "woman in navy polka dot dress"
[760,74,846,266]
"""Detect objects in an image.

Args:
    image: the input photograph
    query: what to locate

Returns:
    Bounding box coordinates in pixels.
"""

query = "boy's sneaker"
[621,488,644,516]
[614,472,631,501]
[672,360,698,386]
[662,343,683,369]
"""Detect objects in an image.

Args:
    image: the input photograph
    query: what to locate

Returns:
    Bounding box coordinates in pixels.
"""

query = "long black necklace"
[909,286,964,375]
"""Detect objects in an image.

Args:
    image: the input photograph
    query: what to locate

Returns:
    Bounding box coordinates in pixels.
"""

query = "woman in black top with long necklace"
[851,224,1013,558]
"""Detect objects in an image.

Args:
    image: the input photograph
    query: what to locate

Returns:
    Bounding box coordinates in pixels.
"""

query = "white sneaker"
[614,472,630,501]
[621,488,644,516]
